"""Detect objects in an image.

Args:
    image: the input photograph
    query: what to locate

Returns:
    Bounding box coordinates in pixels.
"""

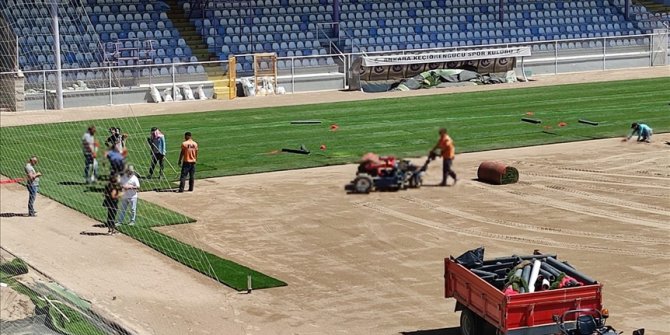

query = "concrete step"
[634,0,670,12]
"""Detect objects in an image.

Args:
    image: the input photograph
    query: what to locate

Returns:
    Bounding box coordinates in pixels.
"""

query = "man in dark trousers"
[147,127,166,179]
[25,156,42,217]
[102,175,122,235]
[431,128,458,186]
[178,131,198,192]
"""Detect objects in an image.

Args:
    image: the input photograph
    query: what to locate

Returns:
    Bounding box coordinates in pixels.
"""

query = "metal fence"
[1,32,667,111]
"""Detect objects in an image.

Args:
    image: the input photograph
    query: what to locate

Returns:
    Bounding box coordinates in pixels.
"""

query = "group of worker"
[21,121,654,229]
[23,126,199,235]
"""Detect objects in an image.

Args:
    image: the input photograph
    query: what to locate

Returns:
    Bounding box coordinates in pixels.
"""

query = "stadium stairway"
[164,0,230,99]
[634,0,670,13]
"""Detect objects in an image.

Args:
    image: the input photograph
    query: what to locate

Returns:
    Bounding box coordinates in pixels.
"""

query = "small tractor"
[344,152,436,194]
[554,309,644,335]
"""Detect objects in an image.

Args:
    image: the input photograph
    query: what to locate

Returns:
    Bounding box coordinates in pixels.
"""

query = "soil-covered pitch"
[4,136,668,335]
[142,134,670,335]
[1,67,669,335]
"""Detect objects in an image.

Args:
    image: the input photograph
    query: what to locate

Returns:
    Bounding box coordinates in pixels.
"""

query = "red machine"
[345,153,427,193]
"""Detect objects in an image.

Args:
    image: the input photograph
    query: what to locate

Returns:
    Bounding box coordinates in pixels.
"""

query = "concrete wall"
[0,17,23,112]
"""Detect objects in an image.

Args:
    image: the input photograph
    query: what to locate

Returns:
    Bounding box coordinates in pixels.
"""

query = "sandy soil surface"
[0,285,35,322]
[1,68,669,335]
[2,134,669,335]
[0,66,668,127]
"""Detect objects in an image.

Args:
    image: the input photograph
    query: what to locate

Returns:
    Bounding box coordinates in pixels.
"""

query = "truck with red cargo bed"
[444,253,644,335]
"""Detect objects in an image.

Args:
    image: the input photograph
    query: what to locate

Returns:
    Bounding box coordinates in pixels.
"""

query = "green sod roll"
[578,119,599,126]
[521,118,541,124]
[477,161,519,185]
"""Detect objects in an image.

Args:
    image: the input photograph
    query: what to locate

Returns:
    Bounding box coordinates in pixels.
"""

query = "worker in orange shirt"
[431,128,458,186]
[177,131,199,192]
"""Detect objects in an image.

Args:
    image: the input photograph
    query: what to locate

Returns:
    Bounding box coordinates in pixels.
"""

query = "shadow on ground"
[79,231,111,236]
[401,326,460,335]
[153,188,178,193]
[0,212,29,217]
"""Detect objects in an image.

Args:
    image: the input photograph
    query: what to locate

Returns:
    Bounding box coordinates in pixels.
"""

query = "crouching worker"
[626,123,653,143]
[106,146,126,177]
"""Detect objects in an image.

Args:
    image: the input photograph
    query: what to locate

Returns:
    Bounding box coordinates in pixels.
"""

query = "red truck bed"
[445,257,603,334]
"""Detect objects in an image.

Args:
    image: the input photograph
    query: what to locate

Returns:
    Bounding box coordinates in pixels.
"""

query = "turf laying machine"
[344,152,436,193]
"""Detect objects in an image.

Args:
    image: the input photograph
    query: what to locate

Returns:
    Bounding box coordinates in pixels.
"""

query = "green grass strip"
[119,226,286,290]
[1,77,668,291]
[47,302,106,335]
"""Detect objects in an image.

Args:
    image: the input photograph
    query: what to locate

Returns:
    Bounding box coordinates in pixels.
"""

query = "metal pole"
[172,64,176,100]
[554,41,558,74]
[42,70,47,109]
[15,36,19,71]
[291,58,295,93]
[603,37,606,70]
[343,54,348,89]
[333,0,340,37]
[625,0,630,20]
[498,0,504,22]
[51,0,63,109]
[108,67,112,105]
[648,33,653,67]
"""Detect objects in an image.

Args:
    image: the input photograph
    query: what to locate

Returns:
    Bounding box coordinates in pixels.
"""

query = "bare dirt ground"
[1,68,669,335]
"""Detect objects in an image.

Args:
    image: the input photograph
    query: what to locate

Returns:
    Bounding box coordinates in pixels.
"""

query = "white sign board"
[362,47,532,67]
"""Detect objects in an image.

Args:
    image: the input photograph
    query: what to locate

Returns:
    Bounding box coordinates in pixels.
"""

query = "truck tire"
[460,309,484,335]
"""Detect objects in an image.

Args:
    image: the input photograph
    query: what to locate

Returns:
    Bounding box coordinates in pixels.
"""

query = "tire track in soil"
[469,183,669,229]
[600,157,669,172]
[398,196,668,245]
[537,166,670,181]
[521,172,670,190]
[352,201,670,258]
[522,180,669,199]
[525,183,670,216]
[514,160,670,181]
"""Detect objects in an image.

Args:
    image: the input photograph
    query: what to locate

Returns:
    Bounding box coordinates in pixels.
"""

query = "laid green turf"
[120,225,283,290]
[1,77,668,291]
[135,77,669,178]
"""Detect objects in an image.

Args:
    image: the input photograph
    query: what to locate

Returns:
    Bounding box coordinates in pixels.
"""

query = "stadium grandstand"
[0,0,668,110]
